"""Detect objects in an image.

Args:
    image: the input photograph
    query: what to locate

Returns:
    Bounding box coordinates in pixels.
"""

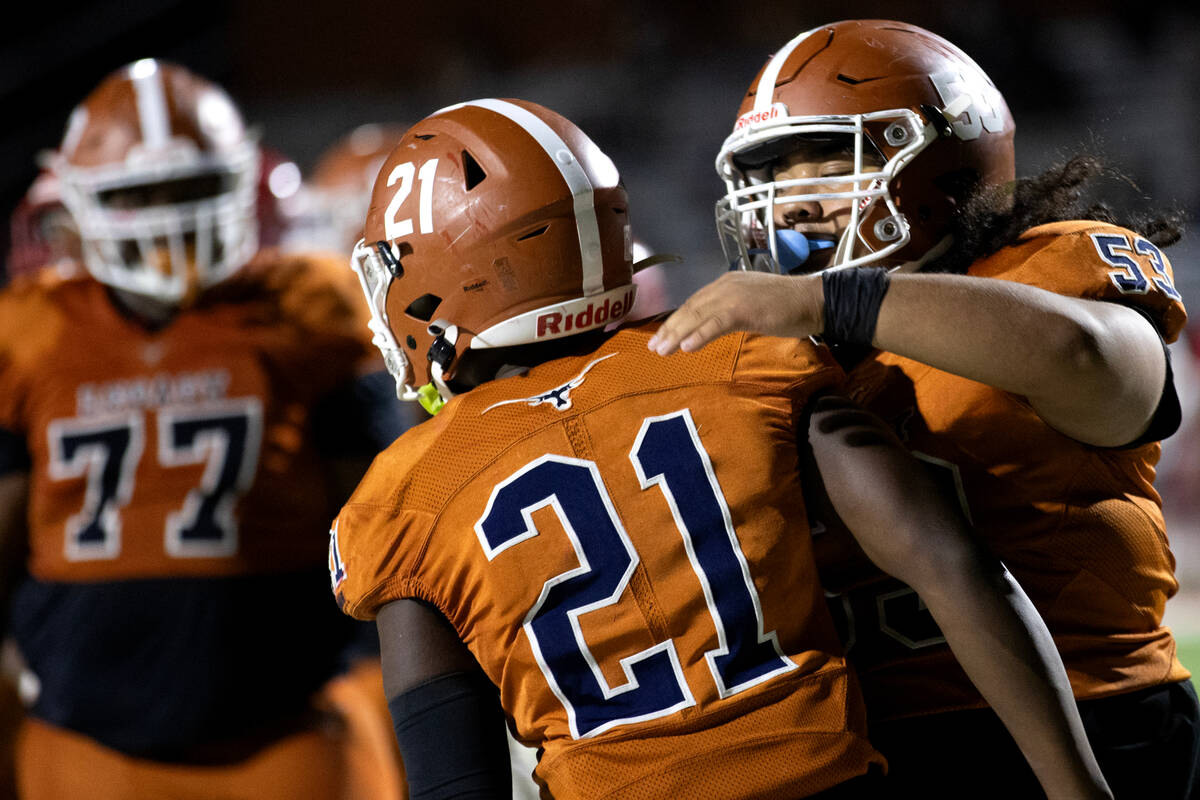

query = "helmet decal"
[752,27,822,114]
[129,58,171,150]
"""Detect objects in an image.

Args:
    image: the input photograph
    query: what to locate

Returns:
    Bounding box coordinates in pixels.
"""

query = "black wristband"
[821,267,891,346]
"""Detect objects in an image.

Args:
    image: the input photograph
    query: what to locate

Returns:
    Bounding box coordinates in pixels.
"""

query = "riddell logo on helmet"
[734,103,788,130]
[536,288,635,337]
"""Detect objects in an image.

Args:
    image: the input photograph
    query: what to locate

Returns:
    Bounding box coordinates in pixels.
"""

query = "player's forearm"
[874,274,1100,395]
[872,274,1163,444]
[921,556,1111,799]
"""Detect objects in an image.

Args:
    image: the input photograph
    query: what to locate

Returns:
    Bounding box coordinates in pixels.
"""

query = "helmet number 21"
[384,159,439,240]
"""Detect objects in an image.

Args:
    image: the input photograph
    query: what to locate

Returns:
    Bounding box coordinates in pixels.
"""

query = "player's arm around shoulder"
[874,270,1172,447]
[649,247,1176,448]
[805,395,1112,800]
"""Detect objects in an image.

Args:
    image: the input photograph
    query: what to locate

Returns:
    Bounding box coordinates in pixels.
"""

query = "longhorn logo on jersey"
[482,353,617,414]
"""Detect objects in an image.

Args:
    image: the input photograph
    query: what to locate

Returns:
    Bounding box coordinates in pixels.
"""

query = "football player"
[330,97,1111,799]
[0,59,407,799]
[648,19,1199,798]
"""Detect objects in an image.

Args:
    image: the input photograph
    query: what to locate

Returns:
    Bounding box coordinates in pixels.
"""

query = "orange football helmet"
[50,58,259,303]
[351,99,635,409]
[715,20,1015,273]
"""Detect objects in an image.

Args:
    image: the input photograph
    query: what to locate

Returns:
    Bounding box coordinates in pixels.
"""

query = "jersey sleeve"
[979,221,1188,342]
[0,280,60,436]
[329,424,445,619]
[330,495,435,620]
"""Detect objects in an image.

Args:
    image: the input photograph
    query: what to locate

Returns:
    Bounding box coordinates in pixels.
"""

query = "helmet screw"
[874,216,904,241]
[884,123,910,145]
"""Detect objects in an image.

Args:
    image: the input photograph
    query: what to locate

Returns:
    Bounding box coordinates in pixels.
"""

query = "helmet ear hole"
[405,293,443,322]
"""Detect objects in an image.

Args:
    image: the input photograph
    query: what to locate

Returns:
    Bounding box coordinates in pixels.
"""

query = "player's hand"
[647,271,823,355]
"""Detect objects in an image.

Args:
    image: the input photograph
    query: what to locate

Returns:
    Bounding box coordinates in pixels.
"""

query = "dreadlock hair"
[922,155,1185,275]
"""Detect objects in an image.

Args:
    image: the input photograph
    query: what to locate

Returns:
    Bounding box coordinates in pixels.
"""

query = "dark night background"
[4,0,1198,298]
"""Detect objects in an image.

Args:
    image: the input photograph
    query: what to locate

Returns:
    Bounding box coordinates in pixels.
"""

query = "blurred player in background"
[329,97,1111,799]
[650,19,1199,798]
[0,59,406,799]
[280,123,410,256]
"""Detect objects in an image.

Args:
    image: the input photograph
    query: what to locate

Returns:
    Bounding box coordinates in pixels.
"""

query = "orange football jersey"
[332,322,884,799]
[831,221,1190,722]
[0,251,378,582]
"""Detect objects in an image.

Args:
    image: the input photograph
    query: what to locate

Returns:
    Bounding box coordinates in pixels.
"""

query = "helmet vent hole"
[414,134,436,141]
[406,335,417,350]
[462,150,487,190]
[517,224,550,241]
[404,293,443,322]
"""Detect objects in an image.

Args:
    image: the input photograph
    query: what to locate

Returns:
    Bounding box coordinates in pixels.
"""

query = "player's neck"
[106,286,179,331]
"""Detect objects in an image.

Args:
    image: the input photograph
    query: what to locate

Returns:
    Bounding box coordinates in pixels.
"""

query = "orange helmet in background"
[351,99,635,409]
[286,123,409,254]
[50,58,259,303]
[715,20,1015,273]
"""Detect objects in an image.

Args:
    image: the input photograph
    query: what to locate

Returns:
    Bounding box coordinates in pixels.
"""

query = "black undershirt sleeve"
[387,671,513,800]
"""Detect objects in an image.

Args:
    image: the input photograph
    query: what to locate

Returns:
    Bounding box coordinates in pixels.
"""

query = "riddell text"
[536,288,635,337]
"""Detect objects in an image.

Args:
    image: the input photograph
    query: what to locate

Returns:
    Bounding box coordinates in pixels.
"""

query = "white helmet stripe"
[453,98,605,297]
[753,26,821,113]
[129,58,170,150]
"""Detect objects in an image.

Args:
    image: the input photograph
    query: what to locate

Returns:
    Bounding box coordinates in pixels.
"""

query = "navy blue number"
[1134,238,1181,299]
[477,409,793,739]
[1093,233,1148,293]
[159,401,262,557]
[1093,232,1180,299]
[476,457,692,739]
[48,401,261,560]
[631,411,794,696]
[47,414,144,560]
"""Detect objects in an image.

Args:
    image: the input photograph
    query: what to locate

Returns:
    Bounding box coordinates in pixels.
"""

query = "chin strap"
[424,319,460,414]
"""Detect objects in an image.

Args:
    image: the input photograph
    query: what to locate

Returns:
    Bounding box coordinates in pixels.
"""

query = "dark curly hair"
[921,155,1185,275]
